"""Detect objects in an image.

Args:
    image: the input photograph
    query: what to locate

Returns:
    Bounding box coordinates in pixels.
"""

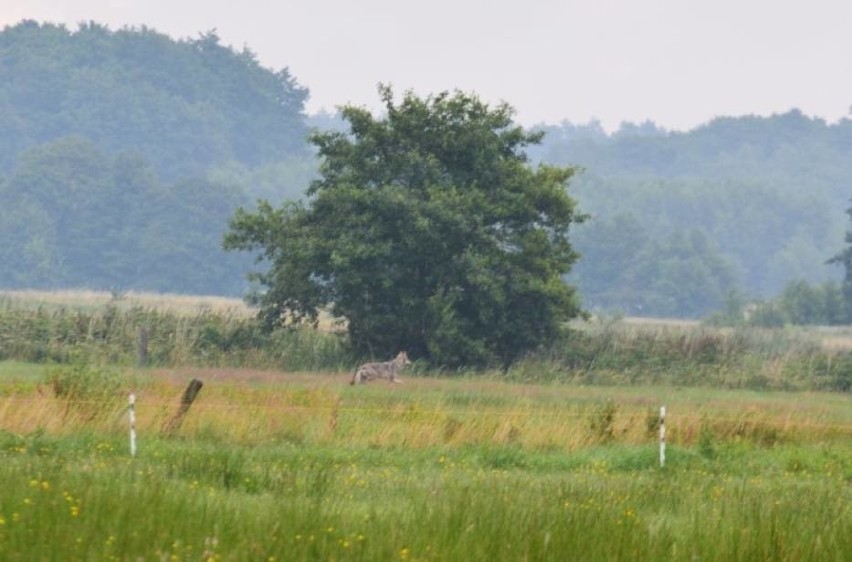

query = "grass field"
[0,289,256,317]
[0,290,850,560]
[1,362,850,561]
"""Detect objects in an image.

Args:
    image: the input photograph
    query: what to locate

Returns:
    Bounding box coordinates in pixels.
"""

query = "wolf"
[350,351,411,385]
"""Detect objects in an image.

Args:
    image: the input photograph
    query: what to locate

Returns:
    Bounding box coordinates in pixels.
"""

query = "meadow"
[0,291,850,560]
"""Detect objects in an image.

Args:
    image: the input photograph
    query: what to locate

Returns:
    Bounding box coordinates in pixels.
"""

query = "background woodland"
[2,21,850,320]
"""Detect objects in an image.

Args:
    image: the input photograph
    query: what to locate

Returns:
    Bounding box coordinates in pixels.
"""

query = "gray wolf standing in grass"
[350,351,411,385]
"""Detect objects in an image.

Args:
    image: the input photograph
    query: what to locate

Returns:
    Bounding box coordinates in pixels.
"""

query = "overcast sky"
[2,0,850,131]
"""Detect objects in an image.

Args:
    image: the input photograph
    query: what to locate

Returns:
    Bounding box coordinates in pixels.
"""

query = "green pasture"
[0,363,850,561]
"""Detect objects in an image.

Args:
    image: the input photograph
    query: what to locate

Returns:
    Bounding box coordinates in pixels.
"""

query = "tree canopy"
[225,87,586,367]
[531,111,852,315]
[0,136,252,293]
[0,21,313,294]
[0,21,310,180]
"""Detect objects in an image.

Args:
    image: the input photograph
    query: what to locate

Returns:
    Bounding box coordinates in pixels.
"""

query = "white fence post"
[659,405,666,467]
[129,393,137,457]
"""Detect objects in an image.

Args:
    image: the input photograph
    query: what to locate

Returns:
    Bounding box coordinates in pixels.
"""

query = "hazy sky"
[2,0,850,131]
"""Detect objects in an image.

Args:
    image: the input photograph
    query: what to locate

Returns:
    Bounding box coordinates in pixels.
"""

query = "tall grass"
[2,439,848,561]
[1,293,849,559]
[519,321,852,391]
[2,372,849,455]
[0,300,353,371]
[0,374,849,561]
[0,289,255,316]
[0,294,851,391]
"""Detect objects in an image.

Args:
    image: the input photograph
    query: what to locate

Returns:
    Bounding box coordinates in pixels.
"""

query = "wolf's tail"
[350,369,360,385]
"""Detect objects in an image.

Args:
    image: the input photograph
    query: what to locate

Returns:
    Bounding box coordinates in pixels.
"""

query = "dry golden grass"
[0,289,348,331]
[811,326,852,351]
[620,316,702,328]
[2,368,849,451]
[585,314,852,351]
[0,289,256,317]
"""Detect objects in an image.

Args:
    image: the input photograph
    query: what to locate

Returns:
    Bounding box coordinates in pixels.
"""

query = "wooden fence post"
[162,379,204,434]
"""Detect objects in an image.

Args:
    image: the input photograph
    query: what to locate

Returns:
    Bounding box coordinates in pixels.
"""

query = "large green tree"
[225,87,585,368]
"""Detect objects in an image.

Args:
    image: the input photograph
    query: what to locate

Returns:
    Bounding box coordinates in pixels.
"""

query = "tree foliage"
[0,21,312,294]
[0,21,309,179]
[531,111,852,316]
[715,204,852,328]
[225,87,585,368]
[741,280,847,327]
[0,137,251,293]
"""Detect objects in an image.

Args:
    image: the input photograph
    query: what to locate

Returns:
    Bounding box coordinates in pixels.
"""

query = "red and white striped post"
[659,405,666,467]
[129,393,137,457]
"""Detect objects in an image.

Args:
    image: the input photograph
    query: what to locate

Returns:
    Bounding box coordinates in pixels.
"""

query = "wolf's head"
[396,351,411,366]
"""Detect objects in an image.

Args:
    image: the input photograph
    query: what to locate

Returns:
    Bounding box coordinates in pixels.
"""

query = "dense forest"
[1,21,850,319]
[531,116,852,317]
[0,21,316,294]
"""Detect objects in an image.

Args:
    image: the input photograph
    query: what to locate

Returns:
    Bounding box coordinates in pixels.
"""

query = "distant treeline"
[0,21,316,294]
[528,114,852,317]
[1,20,850,320]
